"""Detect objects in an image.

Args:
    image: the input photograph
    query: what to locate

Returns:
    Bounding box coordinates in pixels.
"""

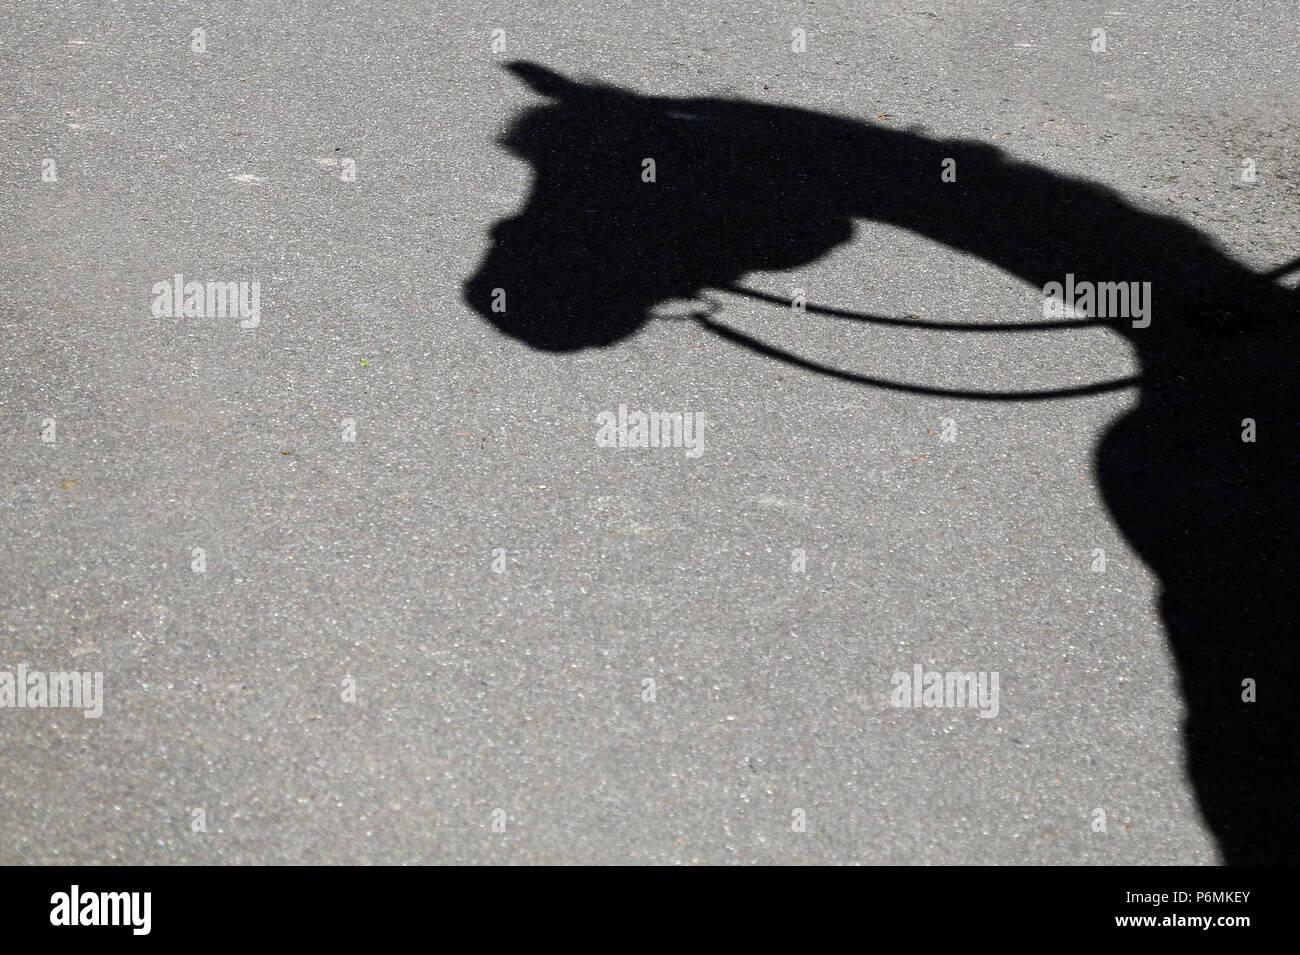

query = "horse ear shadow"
[504,61,582,99]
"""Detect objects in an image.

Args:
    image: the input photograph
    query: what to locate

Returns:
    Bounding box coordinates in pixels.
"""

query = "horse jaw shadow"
[464,61,1300,864]
[463,61,862,351]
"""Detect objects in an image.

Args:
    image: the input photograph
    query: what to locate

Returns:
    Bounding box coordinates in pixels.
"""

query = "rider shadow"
[464,62,1299,864]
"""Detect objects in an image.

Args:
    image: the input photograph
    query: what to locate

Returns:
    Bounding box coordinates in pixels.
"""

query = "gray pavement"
[1,0,1297,863]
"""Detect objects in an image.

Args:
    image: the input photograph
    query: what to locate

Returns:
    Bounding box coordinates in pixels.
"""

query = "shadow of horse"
[464,62,1299,864]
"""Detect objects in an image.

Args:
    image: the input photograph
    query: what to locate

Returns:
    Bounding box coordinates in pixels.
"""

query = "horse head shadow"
[464,62,1299,864]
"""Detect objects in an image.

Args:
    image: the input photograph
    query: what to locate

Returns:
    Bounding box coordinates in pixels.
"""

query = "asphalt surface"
[1,1,1296,863]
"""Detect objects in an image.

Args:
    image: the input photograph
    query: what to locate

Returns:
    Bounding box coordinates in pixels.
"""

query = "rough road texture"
[1,1,1296,864]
